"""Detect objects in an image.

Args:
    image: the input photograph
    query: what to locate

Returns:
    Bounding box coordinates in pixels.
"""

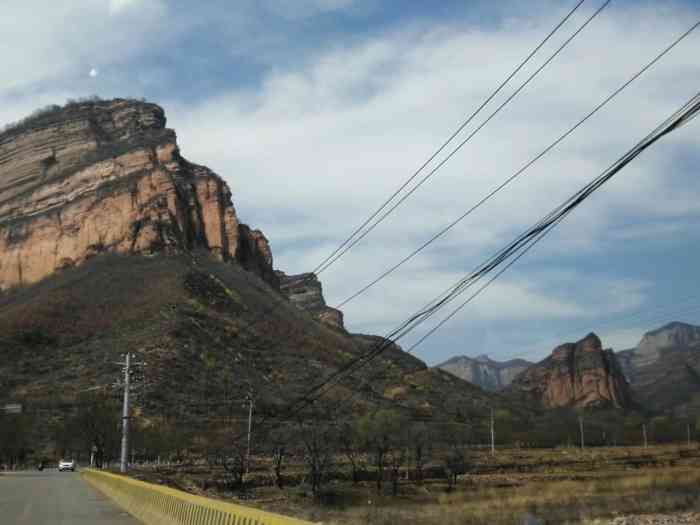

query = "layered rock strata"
[508,333,632,409]
[277,271,344,329]
[0,99,275,290]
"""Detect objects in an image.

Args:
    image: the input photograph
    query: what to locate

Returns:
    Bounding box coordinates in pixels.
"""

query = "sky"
[1,0,699,365]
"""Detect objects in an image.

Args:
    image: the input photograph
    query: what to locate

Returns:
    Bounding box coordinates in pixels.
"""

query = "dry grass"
[311,468,700,525]
[209,445,700,525]
[132,445,700,524]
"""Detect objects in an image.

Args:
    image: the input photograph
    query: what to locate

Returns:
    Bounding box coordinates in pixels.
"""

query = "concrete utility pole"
[120,353,131,474]
[579,415,585,450]
[490,408,495,456]
[643,423,648,449]
[115,353,146,474]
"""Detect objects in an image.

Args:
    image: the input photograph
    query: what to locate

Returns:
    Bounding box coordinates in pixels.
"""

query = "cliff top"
[645,321,700,337]
[0,97,165,139]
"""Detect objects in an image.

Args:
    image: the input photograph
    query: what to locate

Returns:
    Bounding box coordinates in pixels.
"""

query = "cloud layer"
[2,0,699,363]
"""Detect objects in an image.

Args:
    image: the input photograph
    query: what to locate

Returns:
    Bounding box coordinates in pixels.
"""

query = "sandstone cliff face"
[277,271,344,329]
[436,354,532,391]
[0,99,276,290]
[508,333,632,409]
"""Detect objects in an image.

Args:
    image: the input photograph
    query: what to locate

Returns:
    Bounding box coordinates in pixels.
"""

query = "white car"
[58,459,75,472]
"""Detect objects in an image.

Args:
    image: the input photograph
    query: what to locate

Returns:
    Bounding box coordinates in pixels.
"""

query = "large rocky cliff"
[508,333,632,409]
[436,354,532,391]
[0,99,276,291]
[617,322,700,414]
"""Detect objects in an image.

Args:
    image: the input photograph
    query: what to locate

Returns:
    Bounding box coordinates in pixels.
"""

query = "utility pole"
[579,415,585,450]
[490,408,495,456]
[115,353,146,474]
[120,353,131,474]
[643,423,648,449]
[687,422,691,447]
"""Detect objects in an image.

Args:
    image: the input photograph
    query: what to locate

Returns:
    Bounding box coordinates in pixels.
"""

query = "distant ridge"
[436,354,532,391]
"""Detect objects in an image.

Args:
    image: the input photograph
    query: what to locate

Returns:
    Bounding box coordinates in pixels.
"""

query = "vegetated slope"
[617,322,700,415]
[0,98,526,437]
[436,354,532,391]
[506,333,633,409]
[0,252,517,427]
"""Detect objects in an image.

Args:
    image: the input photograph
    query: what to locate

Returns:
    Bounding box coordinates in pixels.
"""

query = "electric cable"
[312,0,600,275]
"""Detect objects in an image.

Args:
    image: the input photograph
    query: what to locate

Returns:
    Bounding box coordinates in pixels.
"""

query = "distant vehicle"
[58,459,75,472]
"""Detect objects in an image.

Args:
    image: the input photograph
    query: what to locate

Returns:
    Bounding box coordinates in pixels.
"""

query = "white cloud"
[109,0,145,15]
[0,1,166,93]
[164,2,700,354]
[260,0,357,19]
[2,1,699,363]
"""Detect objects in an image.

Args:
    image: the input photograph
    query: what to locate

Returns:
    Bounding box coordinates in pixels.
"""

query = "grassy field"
[131,443,700,524]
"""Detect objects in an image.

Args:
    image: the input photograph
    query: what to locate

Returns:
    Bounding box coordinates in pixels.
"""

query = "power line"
[311,0,595,275]
[335,20,700,309]
[164,20,699,450]
[295,90,700,418]
[402,91,700,356]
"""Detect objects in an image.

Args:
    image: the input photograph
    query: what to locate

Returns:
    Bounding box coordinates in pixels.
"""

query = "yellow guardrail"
[81,468,315,525]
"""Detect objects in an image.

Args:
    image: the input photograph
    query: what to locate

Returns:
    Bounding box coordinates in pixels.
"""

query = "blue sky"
[1,0,700,365]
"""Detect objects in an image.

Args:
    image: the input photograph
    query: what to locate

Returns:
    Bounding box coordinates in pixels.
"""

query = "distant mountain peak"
[436,354,532,392]
[645,321,700,337]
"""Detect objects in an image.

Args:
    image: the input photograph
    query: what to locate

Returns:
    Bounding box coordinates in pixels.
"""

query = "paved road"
[0,470,139,524]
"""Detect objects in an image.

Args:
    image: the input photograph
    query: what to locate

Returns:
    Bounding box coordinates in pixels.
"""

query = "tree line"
[4,394,700,491]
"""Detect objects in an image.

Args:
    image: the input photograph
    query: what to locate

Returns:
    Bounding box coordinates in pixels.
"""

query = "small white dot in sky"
[89,68,99,78]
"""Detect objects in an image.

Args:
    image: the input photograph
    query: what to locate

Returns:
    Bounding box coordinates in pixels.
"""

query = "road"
[0,469,139,524]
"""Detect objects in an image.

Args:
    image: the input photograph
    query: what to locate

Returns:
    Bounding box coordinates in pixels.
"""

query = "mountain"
[507,333,632,409]
[0,98,277,291]
[616,322,700,414]
[436,354,532,391]
[0,99,513,428]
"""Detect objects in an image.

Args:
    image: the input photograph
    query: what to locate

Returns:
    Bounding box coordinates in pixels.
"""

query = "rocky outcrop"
[508,333,632,409]
[0,99,276,290]
[616,322,700,413]
[619,322,700,382]
[436,354,532,391]
[277,271,344,329]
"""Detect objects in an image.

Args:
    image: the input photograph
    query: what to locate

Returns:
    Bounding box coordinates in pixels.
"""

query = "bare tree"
[439,421,471,492]
[409,421,432,484]
[297,407,337,498]
[357,409,408,494]
[339,419,366,485]
[267,427,291,489]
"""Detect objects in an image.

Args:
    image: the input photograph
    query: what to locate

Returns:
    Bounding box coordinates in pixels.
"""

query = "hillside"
[0,99,517,433]
[0,252,509,422]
